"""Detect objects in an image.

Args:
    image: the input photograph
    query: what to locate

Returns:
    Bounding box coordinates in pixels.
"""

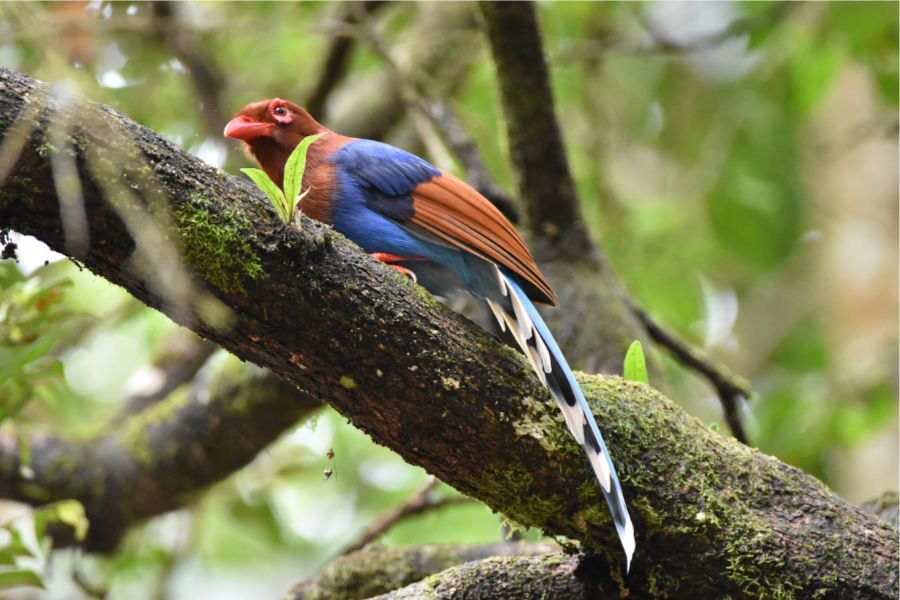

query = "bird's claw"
[370,252,421,283]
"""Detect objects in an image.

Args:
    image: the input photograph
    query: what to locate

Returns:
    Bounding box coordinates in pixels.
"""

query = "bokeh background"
[0,1,897,598]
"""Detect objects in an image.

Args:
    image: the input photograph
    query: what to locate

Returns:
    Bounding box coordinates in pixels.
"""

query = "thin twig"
[627,299,752,444]
[339,479,473,556]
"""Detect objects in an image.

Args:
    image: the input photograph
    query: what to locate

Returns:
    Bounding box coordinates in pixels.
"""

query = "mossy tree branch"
[287,543,558,600]
[0,355,321,551]
[0,68,896,598]
[370,552,609,600]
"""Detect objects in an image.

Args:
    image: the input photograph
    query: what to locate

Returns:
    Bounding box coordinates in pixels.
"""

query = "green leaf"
[623,340,649,384]
[240,168,289,223]
[0,568,44,589]
[283,132,325,221]
[789,30,844,115]
[33,500,88,542]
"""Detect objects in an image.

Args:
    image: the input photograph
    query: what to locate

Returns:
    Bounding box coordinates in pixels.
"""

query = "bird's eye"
[274,106,287,116]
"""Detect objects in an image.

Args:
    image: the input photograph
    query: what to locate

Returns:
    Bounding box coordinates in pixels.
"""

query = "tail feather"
[488,268,635,572]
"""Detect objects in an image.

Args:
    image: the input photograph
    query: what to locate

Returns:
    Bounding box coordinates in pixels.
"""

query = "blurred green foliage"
[0,1,896,598]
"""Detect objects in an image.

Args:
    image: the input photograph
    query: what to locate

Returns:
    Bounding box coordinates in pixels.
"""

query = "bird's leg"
[370,252,424,283]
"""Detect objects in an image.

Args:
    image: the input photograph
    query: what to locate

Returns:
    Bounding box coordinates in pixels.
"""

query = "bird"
[224,98,635,569]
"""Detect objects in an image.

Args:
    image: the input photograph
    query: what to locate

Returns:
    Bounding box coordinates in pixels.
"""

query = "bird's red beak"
[224,115,275,140]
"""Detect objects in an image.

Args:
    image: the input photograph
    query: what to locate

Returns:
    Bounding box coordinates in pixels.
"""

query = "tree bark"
[0,68,896,598]
[370,552,609,600]
[287,543,557,600]
[0,354,320,551]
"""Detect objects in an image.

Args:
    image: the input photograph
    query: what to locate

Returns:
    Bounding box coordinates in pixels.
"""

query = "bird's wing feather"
[335,140,557,305]
[410,174,557,305]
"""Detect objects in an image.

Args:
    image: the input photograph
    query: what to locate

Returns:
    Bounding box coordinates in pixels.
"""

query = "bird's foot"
[370,252,423,283]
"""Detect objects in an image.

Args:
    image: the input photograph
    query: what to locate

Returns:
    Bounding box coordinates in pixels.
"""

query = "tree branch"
[0,68,896,597]
[111,328,217,423]
[478,1,592,256]
[288,543,558,600]
[627,300,752,443]
[371,552,609,600]
[328,3,480,142]
[0,354,321,551]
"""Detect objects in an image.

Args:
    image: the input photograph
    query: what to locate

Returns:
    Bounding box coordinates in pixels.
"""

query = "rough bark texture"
[0,68,897,598]
[287,543,557,600]
[371,552,610,600]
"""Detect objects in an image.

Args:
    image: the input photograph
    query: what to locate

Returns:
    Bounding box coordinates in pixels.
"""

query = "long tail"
[487,268,635,571]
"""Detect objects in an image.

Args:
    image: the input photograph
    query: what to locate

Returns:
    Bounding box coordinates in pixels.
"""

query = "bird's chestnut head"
[224,98,329,186]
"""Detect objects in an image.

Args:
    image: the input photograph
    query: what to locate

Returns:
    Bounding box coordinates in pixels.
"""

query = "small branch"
[627,300,752,443]
[328,3,480,142]
[288,542,558,600]
[339,479,473,556]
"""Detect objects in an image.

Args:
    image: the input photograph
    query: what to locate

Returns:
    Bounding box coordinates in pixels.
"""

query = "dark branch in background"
[0,68,895,597]
[0,354,321,551]
[150,1,227,139]
[111,328,217,423]
[288,543,558,600]
[477,1,753,440]
[477,1,592,256]
[477,1,657,380]
[627,300,751,443]
[339,479,472,556]
[305,1,386,119]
